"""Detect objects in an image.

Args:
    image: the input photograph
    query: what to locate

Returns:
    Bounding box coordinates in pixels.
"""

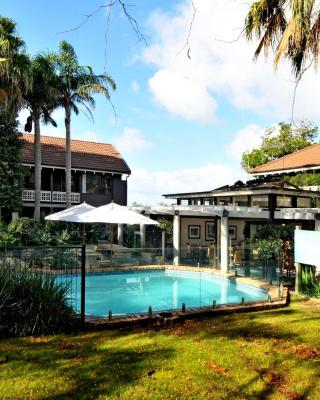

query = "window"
[252,195,269,208]
[277,196,292,208]
[86,174,112,194]
[217,197,230,206]
[297,197,311,208]
[234,195,249,207]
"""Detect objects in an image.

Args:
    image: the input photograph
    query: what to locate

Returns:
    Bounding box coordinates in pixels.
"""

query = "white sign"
[295,229,320,266]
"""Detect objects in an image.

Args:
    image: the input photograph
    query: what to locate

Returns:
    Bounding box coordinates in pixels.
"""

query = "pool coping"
[82,264,288,328]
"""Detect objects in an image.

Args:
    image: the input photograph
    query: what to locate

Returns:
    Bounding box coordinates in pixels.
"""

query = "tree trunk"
[33,110,41,222]
[65,104,72,208]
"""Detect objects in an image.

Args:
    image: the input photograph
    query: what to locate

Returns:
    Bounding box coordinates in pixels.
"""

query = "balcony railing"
[22,190,80,204]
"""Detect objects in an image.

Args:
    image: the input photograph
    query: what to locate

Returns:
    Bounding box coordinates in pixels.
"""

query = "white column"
[81,173,86,194]
[11,212,19,221]
[220,216,229,274]
[295,225,302,292]
[315,220,320,231]
[173,213,180,266]
[118,224,124,246]
[140,223,146,248]
[161,231,166,262]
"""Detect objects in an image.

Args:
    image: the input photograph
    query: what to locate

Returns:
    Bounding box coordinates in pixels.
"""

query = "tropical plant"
[0,267,78,337]
[7,217,35,245]
[23,55,57,222]
[244,0,320,78]
[51,41,116,207]
[0,18,30,218]
[301,265,320,298]
[0,17,30,114]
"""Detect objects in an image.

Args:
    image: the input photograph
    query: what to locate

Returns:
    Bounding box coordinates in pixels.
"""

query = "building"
[249,142,320,178]
[20,133,131,218]
[134,172,320,274]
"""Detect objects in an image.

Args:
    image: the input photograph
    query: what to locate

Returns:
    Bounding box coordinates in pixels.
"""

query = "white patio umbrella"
[81,202,158,255]
[81,202,158,225]
[45,202,96,243]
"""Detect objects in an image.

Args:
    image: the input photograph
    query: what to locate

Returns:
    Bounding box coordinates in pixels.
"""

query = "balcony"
[22,190,80,204]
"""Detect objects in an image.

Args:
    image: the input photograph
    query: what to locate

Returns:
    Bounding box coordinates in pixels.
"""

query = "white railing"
[22,190,80,204]
[52,191,80,204]
[22,190,51,202]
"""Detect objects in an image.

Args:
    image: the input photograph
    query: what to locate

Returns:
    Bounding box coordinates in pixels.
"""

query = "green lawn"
[0,296,319,400]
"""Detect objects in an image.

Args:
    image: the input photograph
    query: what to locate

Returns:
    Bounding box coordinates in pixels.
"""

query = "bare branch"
[291,60,313,122]
[57,0,147,45]
[118,0,147,45]
[213,27,245,44]
[176,0,197,59]
[57,2,117,34]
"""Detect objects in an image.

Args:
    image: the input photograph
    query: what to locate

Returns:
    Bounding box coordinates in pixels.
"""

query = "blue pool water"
[66,269,268,317]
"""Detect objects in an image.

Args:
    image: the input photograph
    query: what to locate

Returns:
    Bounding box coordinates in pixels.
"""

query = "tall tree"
[0,17,30,219]
[51,41,116,207]
[244,0,320,77]
[24,55,57,222]
[242,121,318,171]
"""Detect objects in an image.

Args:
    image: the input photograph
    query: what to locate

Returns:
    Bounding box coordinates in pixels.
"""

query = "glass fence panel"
[0,244,284,320]
[0,246,81,312]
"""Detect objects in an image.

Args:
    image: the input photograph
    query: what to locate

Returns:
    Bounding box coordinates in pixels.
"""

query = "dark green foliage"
[301,266,320,298]
[242,121,318,171]
[0,268,78,337]
[0,119,25,213]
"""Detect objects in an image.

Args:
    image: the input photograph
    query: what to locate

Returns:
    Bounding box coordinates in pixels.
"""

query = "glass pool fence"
[0,244,290,321]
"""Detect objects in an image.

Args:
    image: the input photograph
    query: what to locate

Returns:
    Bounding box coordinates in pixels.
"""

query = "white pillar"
[118,224,124,246]
[173,213,180,266]
[315,220,320,231]
[220,216,229,274]
[81,173,86,194]
[140,223,146,248]
[161,231,166,261]
[295,225,301,292]
[11,212,19,221]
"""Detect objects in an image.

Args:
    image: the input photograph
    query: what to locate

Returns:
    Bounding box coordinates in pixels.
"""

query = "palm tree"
[0,17,30,116]
[244,0,320,78]
[51,41,116,208]
[0,17,30,219]
[24,55,57,222]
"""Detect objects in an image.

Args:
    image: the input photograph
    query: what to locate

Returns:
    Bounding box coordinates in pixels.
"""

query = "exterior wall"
[180,217,216,248]
[180,217,245,250]
[80,193,113,207]
[112,176,127,205]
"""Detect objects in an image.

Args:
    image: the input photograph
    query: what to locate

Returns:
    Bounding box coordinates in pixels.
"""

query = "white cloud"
[113,127,154,154]
[225,124,264,160]
[141,0,320,123]
[128,163,245,204]
[149,69,217,123]
[131,80,140,93]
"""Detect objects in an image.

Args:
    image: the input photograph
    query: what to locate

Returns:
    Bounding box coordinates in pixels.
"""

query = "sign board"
[295,229,320,266]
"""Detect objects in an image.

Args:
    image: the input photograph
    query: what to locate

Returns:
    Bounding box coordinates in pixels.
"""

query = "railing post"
[81,244,86,324]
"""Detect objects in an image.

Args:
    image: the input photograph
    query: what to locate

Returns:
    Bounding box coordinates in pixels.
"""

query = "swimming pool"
[65,269,268,317]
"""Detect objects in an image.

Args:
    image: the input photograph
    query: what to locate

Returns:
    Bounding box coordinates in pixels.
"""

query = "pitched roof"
[21,133,131,174]
[163,178,313,199]
[250,143,320,174]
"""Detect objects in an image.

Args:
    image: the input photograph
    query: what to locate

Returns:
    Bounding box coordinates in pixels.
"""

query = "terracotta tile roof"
[21,133,131,174]
[250,143,320,174]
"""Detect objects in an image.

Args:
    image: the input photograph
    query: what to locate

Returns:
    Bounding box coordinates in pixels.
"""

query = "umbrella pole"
[110,224,113,266]
[82,224,86,245]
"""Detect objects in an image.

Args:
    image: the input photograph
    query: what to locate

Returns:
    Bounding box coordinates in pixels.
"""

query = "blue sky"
[3,0,320,204]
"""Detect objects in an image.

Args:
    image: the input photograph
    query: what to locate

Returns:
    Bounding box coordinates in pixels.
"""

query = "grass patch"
[0,296,319,399]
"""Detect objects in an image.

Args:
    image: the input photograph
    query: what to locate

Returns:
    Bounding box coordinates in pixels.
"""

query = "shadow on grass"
[3,333,174,399]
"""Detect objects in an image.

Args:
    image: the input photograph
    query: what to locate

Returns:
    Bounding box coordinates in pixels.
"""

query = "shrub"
[0,268,78,338]
[301,266,320,298]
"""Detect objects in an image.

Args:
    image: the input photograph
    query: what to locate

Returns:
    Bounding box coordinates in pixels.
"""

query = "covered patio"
[134,204,320,275]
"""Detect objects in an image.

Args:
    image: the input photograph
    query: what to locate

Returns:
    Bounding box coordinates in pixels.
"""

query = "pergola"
[133,204,320,274]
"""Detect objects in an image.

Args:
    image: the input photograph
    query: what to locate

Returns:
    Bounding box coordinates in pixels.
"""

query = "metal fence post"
[81,244,86,324]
